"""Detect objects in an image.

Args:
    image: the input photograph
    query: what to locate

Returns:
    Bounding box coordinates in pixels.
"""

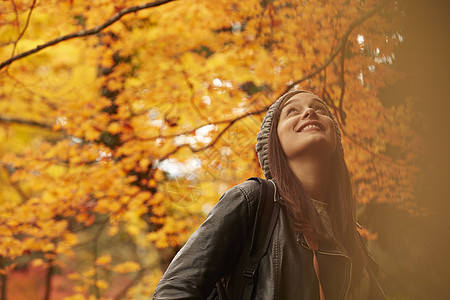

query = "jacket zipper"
[299,237,352,300]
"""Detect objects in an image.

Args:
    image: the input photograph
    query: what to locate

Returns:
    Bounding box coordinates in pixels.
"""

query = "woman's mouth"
[300,124,322,132]
[297,121,324,132]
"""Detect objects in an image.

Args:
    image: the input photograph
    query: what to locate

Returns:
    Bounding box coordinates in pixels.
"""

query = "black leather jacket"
[154,180,386,300]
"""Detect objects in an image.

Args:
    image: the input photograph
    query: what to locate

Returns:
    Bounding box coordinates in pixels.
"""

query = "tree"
[0,0,422,298]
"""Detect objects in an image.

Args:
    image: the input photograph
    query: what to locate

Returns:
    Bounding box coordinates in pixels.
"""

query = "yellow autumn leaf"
[108,122,122,134]
[107,225,119,237]
[32,259,44,267]
[95,279,109,290]
[62,294,87,300]
[95,254,112,266]
[112,261,141,274]
[68,272,80,280]
[80,268,95,280]
[139,158,150,169]
[63,232,78,245]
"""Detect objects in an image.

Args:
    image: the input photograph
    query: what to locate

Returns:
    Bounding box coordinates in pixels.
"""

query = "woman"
[153,90,385,299]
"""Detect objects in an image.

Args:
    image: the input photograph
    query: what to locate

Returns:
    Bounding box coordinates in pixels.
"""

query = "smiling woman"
[153,90,386,300]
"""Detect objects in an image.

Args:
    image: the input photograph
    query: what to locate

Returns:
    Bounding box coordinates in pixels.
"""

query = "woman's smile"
[296,121,325,133]
[300,125,322,132]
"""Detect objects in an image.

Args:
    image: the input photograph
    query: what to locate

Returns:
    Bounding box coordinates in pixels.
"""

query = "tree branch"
[0,273,5,300]
[176,58,209,121]
[158,107,267,161]
[92,218,109,299]
[0,256,6,300]
[5,72,58,110]
[10,0,36,61]
[133,107,268,142]
[322,89,402,165]
[280,0,390,95]
[43,257,54,300]
[0,0,177,70]
[0,116,52,129]
[11,0,20,35]
[337,45,347,125]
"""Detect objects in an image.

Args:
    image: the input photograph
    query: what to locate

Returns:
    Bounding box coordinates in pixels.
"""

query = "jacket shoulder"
[234,178,261,200]
[153,179,261,299]
[231,179,261,217]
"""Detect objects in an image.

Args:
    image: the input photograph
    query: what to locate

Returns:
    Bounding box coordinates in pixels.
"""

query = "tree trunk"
[43,263,53,300]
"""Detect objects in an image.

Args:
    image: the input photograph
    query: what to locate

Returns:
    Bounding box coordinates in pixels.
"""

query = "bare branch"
[5,72,59,110]
[0,116,52,129]
[322,90,402,165]
[176,58,209,121]
[337,46,347,125]
[280,0,390,95]
[43,257,54,300]
[92,218,109,299]
[0,0,177,70]
[158,107,267,161]
[0,268,6,300]
[11,0,20,35]
[133,107,267,142]
[10,0,36,60]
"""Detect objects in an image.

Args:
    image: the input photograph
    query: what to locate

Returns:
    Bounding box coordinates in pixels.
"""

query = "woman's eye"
[285,105,328,116]
[313,106,328,115]
[285,107,297,115]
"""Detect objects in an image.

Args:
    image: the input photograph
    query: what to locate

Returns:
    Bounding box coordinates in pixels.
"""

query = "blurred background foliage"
[0,0,448,299]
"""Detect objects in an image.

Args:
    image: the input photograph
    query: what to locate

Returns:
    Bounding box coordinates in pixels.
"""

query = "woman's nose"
[301,108,318,119]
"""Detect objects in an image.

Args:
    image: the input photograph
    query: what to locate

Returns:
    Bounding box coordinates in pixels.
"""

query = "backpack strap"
[210,177,280,300]
[242,177,280,299]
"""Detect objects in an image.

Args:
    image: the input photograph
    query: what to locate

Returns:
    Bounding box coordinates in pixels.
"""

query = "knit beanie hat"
[255,90,344,179]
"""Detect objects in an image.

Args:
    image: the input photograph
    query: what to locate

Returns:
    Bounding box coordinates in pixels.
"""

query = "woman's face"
[277,93,336,161]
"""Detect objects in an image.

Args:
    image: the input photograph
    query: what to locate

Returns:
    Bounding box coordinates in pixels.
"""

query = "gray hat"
[255,90,344,179]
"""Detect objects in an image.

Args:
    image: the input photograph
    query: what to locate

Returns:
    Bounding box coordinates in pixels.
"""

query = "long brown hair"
[267,91,365,263]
